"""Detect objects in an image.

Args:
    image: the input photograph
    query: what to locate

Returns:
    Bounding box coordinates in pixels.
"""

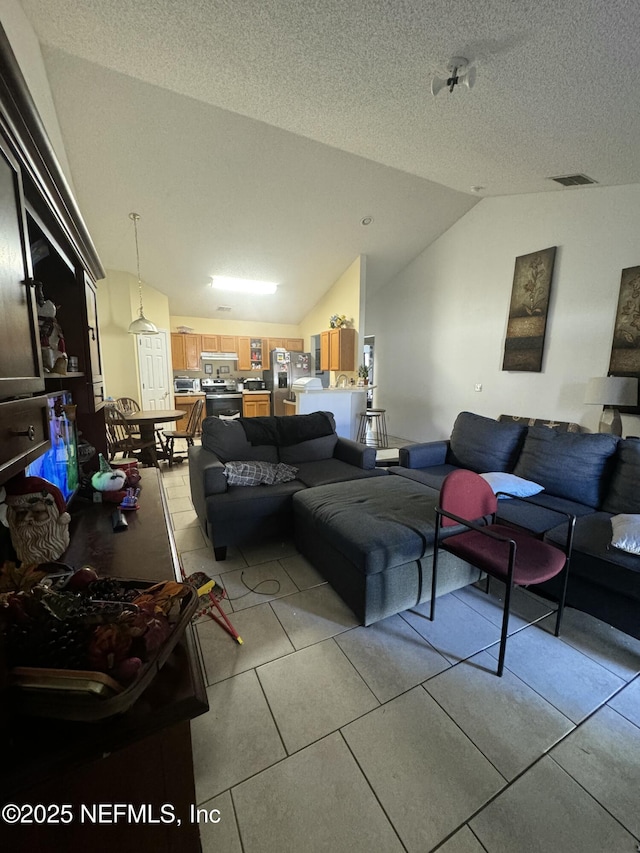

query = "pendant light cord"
[129,211,143,315]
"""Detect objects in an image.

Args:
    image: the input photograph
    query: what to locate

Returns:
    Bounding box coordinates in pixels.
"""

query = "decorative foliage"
[358,363,369,380]
[329,314,348,329]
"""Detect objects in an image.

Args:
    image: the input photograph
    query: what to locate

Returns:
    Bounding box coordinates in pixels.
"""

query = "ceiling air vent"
[549,173,597,187]
[216,305,232,312]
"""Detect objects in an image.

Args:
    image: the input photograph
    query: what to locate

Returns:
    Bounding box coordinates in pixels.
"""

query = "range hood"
[201,351,238,361]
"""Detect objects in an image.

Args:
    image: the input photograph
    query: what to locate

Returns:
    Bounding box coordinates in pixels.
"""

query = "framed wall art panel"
[502,246,557,372]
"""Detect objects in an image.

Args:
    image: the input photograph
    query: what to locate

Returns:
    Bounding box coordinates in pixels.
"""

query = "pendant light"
[127,212,158,335]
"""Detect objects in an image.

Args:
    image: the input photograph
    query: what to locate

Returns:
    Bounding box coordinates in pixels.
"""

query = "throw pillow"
[480,472,544,498]
[610,514,640,555]
[447,412,527,473]
[513,426,618,508]
[223,461,298,486]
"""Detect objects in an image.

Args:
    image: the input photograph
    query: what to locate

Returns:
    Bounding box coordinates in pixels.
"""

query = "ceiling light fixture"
[360,216,374,226]
[127,212,158,335]
[431,57,476,96]
[210,276,278,294]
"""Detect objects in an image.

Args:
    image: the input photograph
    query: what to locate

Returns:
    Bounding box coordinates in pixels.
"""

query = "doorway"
[137,330,172,409]
[364,335,375,407]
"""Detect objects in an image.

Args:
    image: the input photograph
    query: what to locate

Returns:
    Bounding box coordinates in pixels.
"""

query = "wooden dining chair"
[104,403,159,468]
[431,469,575,676]
[159,398,204,467]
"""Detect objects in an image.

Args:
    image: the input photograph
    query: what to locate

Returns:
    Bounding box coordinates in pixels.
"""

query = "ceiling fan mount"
[431,57,476,96]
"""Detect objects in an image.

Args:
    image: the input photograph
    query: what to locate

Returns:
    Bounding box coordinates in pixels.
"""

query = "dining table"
[124,408,187,464]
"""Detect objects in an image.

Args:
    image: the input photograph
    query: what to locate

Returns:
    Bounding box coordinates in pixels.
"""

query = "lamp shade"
[128,312,158,335]
[585,376,638,406]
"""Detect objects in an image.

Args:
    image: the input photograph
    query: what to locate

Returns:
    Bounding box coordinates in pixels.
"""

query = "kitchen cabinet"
[201,334,236,353]
[171,333,201,371]
[174,394,206,434]
[265,337,303,353]
[321,328,355,371]
[201,334,219,352]
[242,393,271,417]
[238,336,264,371]
[285,338,304,352]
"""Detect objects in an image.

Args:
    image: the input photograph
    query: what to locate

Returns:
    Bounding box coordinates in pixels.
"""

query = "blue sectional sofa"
[389,411,640,639]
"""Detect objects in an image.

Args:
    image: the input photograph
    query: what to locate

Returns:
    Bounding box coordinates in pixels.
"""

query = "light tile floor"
[160,460,640,853]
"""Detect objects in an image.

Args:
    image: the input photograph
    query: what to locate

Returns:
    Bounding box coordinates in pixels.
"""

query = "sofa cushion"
[279,433,338,464]
[514,427,618,508]
[223,461,298,486]
[602,438,640,514]
[446,411,527,473]
[295,458,388,488]
[201,416,278,463]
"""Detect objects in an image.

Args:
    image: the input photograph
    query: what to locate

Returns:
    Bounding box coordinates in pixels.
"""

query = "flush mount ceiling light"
[360,216,374,226]
[127,212,158,335]
[210,276,278,294]
[431,57,476,96]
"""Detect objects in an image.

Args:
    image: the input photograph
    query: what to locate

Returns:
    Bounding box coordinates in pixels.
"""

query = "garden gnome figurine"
[91,453,127,493]
[5,475,71,564]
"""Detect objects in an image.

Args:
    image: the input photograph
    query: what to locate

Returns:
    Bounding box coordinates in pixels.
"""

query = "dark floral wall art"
[608,265,640,412]
[502,246,557,372]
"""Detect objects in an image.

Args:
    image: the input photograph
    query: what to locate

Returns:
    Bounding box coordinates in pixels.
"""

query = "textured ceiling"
[17,0,640,323]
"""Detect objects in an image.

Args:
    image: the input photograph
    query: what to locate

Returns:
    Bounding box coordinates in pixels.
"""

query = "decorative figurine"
[5,475,71,564]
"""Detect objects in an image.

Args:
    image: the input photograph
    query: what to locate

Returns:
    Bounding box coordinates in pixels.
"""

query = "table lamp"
[585,376,638,436]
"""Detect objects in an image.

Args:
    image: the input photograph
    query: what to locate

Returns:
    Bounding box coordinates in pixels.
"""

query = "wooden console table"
[1,468,208,853]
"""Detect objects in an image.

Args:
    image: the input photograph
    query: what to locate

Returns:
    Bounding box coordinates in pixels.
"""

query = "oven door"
[205,394,242,418]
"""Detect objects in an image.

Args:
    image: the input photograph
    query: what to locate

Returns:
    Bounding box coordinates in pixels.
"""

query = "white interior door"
[137,330,172,409]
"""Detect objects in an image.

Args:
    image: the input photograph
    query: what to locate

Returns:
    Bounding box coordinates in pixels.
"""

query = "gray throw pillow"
[201,417,278,463]
[602,438,640,514]
[447,411,527,473]
[514,426,619,508]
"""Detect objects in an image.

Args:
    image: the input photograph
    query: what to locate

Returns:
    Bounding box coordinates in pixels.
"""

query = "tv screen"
[26,392,79,506]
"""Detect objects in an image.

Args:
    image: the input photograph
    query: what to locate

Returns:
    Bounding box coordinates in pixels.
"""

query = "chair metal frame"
[431,471,575,676]
[159,398,204,467]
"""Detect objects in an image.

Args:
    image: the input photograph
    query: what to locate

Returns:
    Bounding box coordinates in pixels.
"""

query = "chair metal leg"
[431,520,442,621]
[496,578,514,677]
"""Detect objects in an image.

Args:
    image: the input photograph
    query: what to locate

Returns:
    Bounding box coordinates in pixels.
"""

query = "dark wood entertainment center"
[0,26,208,852]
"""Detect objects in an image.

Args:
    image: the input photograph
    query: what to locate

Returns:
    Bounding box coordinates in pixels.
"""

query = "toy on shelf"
[119,488,140,511]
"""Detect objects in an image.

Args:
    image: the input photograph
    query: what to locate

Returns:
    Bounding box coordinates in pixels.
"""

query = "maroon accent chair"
[431,469,575,676]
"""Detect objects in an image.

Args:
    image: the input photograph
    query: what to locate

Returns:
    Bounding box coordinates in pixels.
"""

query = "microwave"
[174,376,200,393]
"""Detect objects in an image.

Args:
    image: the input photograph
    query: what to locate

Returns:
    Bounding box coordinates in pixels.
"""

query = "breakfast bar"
[288,380,371,440]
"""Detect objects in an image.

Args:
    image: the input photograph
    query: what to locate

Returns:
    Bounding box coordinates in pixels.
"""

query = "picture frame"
[502,246,556,372]
[204,363,213,375]
[608,265,640,413]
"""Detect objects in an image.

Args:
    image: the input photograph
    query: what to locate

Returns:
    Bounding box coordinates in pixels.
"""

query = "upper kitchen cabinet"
[265,337,303,353]
[171,333,201,371]
[202,334,237,353]
[0,130,43,397]
[321,328,356,371]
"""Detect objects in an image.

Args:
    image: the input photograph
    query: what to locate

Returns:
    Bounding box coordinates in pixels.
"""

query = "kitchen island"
[289,386,372,439]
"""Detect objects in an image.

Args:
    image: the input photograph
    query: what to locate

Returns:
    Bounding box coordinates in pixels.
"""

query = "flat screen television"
[26,392,79,506]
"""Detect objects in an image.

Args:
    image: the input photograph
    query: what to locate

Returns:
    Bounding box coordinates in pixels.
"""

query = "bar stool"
[357,408,388,448]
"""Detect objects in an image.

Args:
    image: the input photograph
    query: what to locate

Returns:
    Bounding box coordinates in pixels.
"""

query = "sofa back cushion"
[279,433,338,464]
[514,426,619,507]
[201,417,278,463]
[602,438,640,514]
[446,411,527,473]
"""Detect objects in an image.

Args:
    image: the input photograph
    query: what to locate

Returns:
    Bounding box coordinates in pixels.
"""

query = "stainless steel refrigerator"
[263,349,311,415]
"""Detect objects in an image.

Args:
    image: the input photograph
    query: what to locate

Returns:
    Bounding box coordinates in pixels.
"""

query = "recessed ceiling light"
[360,216,374,226]
[210,276,278,294]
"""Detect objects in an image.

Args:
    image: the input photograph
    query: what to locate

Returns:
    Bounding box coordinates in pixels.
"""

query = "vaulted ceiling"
[18,0,640,323]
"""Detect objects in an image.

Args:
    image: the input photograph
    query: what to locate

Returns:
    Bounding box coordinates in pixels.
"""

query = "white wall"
[367,184,640,442]
[0,0,74,185]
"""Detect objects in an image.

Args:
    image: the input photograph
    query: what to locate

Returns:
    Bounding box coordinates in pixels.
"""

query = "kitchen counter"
[291,387,368,440]
[242,389,271,395]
